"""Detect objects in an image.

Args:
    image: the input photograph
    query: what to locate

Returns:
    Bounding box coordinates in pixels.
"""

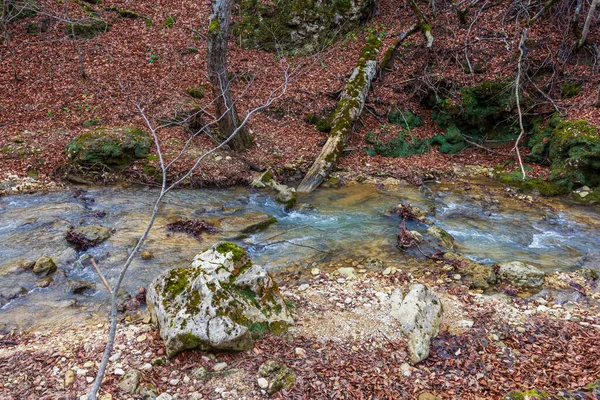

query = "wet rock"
[391,284,443,364]
[66,225,112,250]
[497,261,545,287]
[35,277,53,288]
[147,242,293,357]
[218,213,277,236]
[426,226,457,250]
[443,252,496,289]
[66,280,95,295]
[33,256,57,276]
[258,360,296,395]
[252,169,297,210]
[576,268,598,281]
[0,286,27,305]
[118,369,141,394]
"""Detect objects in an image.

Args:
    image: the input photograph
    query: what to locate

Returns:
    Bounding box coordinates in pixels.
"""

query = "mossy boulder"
[146,242,293,357]
[497,172,568,196]
[547,120,600,191]
[234,0,374,53]
[251,169,297,210]
[66,126,152,168]
[66,225,112,249]
[66,17,110,39]
[443,252,496,289]
[426,225,457,250]
[33,256,57,276]
[497,261,545,287]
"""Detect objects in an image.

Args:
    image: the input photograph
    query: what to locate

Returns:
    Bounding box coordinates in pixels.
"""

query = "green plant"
[163,15,176,28]
[148,54,160,63]
[365,128,429,157]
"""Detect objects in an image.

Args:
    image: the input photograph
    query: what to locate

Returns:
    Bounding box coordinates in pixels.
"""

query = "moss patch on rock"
[66,17,110,39]
[147,242,293,357]
[65,126,152,169]
[234,0,374,53]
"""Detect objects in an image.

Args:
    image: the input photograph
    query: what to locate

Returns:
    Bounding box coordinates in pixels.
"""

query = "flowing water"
[0,179,599,333]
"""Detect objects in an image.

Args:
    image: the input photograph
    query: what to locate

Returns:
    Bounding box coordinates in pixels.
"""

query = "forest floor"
[1,0,599,189]
[0,257,599,400]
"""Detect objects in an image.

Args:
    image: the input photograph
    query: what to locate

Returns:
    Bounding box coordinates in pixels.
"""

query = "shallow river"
[0,179,599,332]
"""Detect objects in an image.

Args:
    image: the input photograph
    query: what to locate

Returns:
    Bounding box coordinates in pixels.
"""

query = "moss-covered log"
[409,0,433,48]
[297,34,382,193]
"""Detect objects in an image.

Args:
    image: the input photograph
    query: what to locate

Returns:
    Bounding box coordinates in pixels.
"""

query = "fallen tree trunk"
[297,34,382,193]
[409,0,434,48]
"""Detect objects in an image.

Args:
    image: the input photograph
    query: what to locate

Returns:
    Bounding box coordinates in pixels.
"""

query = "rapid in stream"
[0,178,599,333]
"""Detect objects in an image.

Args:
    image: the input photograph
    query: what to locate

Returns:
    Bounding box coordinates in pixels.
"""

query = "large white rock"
[147,242,293,357]
[497,261,545,287]
[391,284,443,364]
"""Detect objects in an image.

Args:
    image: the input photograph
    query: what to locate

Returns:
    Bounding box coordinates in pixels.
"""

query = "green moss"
[65,126,152,168]
[208,17,219,34]
[66,18,110,39]
[305,114,331,132]
[548,119,600,191]
[82,118,100,127]
[387,110,422,130]
[561,81,583,99]
[430,125,467,154]
[365,129,429,157]
[497,171,568,196]
[186,86,205,99]
[234,0,374,54]
[163,15,176,29]
[162,267,189,307]
[430,81,521,152]
[215,242,248,263]
[240,216,277,234]
[27,23,39,35]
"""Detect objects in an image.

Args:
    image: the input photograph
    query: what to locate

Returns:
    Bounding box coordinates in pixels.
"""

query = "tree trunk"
[577,0,599,49]
[207,0,251,151]
[297,34,382,193]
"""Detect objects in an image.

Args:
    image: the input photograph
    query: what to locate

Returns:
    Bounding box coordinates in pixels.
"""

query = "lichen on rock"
[391,284,443,364]
[146,242,293,357]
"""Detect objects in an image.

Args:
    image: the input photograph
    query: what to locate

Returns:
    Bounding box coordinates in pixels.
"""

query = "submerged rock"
[0,286,27,306]
[426,225,457,250]
[66,225,112,250]
[391,284,442,364]
[147,242,293,357]
[443,252,496,289]
[497,261,545,287]
[33,256,57,275]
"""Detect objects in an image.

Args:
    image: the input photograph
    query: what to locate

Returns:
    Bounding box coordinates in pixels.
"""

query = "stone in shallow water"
[33,256,57,276]
[497,261,545,287]
[147,242,293,357]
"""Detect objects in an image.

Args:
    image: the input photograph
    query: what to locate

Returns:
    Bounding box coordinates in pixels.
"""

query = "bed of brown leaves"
[1,0,598,185]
